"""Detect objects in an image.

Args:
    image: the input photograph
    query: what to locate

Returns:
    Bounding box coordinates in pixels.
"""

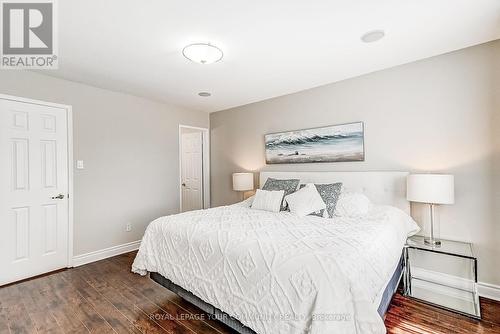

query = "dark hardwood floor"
[1,251,499,334]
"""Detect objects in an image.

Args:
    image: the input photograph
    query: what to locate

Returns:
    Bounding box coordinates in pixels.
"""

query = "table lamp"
[232,173,254,200]
[407,174,454,246]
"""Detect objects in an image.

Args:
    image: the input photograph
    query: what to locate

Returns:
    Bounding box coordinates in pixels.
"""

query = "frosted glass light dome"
[182,43,223,64]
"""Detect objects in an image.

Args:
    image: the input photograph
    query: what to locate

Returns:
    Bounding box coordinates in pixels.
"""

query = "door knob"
[51,194,65,200]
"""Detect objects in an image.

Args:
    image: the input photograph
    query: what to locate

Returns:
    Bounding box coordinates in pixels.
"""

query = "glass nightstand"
[403,235,481,318]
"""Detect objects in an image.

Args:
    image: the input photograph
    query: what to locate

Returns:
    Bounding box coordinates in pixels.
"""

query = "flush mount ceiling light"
[183,43,223,64]
[198,92,211,97]
[361,30,385,43]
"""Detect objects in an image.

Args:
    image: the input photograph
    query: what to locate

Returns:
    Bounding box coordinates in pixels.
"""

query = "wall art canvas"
[265,122,364,164]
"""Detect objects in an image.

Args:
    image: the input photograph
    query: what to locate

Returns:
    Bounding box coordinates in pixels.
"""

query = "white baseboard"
[72,240,141,267]
[412,266,500,301]
[478,282,500,301]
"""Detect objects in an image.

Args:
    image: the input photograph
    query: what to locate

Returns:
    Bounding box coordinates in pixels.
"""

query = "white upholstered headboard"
[259,171,410,214]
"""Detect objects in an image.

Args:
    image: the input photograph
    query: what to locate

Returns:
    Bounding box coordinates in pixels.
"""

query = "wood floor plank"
[30,274,90,334]
[107,254,236,334]
[106,263,229,334]
[0,284,39,334]
[0,286,12,334]
[481,297,500,326]
[81,260,197,334]
[59,269,143,334]
[15,280,64,334]
[43,272,116,334]
[386,293,500,334]
[105,255,236,334]
[73,264,174,334]
[387,301,477,333]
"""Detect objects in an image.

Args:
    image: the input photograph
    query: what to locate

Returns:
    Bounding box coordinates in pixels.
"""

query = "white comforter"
[132,202,419,334]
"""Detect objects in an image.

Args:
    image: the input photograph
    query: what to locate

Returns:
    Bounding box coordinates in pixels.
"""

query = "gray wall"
[210,40,500,286]
[0,71,209,256]
[493,40,500,286]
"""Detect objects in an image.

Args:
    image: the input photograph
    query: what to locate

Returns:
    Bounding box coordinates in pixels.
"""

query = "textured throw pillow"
[251,189,285,213]
[284,184,326,217]
[334,192,372,217]
[299,182,342,218]
[262,178,300,211]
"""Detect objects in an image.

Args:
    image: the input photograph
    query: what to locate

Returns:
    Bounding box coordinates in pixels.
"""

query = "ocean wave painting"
[265,122,364,164]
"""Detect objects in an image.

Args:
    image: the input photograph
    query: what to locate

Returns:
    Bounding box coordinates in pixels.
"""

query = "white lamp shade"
[407,174,454,204]
[232,173,254,191]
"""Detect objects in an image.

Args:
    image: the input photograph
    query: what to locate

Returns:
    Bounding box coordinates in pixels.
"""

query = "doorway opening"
[179,125,210,212]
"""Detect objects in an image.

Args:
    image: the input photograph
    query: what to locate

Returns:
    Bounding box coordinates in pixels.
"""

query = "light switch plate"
[76,160,84,169]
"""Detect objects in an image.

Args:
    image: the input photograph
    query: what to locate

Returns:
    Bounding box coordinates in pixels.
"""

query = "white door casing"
[0,97,71,286]
[180,131,203,212]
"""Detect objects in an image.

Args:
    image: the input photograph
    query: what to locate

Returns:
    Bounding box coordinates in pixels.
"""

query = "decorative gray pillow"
[262,178,300,211]
[299,183,343,218]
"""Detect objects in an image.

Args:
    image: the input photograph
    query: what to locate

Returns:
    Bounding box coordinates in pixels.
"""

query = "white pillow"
[284,183,327,217]
[251,189,284,213]
[334,192,372,217]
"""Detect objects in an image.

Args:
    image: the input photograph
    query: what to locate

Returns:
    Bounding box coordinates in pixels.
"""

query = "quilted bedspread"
[132,201,419,334]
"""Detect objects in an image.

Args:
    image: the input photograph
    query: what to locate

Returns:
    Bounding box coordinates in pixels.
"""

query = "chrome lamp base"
[426,203,441,247]
[424,237,441,246]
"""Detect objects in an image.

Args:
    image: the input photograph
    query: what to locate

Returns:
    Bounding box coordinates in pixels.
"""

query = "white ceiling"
[49,0,500,112]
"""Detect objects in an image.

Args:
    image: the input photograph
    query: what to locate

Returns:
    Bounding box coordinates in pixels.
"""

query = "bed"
[132,171,419,334]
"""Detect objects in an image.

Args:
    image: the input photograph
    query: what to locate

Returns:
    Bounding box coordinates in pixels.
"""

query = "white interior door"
[0,98,69,286]
[181,131,203,212]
